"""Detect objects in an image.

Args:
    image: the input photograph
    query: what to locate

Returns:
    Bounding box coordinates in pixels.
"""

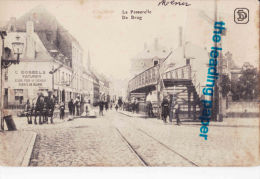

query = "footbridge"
[128,64,202,119]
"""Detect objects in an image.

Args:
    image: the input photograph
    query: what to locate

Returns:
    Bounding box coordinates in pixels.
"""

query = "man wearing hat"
[161,94,169,124]
[34,92,44,125]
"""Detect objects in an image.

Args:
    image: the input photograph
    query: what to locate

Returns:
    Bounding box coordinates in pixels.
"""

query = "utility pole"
[156,51,172,119]
[156,64,161,119]
[0,32,5,130]
[213,0,223,122]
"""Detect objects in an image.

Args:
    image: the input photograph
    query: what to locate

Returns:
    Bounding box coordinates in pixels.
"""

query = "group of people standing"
[145,91,181,125]
[98,100,111,116]
[24,92,55,125]
[24,92,84,124]
[68,96,81,118]
[161,94,181,125]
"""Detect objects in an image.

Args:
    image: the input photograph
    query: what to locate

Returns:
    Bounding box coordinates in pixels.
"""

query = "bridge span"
[128,64,202,120]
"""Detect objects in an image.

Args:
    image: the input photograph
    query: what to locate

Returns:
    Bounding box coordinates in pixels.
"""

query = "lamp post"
[1,31,24,131]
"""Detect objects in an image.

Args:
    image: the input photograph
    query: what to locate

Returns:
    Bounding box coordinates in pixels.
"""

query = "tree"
[220,74,231,98]
[234,64,259,101]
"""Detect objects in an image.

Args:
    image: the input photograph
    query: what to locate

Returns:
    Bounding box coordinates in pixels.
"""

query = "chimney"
[7,17,16,32]
[179,26,183,47]
[154,38,158,50]
[26,21,35,59]
[26,21,34,34]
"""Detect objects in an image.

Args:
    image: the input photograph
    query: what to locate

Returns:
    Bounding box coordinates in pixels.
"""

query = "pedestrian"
[25,99,32,124]
[115,103,119,111]
[72,99,76,116]
[135,100,139,113]
[105,101,108,111]
[34,93,44,125]
[118,98,123,110]
[99,100,104,116]
[161,96,169,124]
[68,99,74,115]
[146,92,153,117]
[68,99,74,121]
[132,98,137,113]
[175,103,181,125]
[75,96,80,116]
[146,101,153,117]
[60,101,65,120]
[110,101,113,110]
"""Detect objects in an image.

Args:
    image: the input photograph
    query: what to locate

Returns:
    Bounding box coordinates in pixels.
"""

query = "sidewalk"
[118,110,259,128]
[0,130,37,166]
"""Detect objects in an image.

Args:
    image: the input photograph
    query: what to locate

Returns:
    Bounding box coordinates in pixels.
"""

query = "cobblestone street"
[12,109,259,167]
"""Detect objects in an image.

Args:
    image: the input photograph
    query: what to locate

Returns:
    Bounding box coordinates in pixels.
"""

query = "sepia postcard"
[0,0,259,167]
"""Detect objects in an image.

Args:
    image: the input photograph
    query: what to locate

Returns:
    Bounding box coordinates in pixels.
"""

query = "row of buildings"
[1,6,110,108]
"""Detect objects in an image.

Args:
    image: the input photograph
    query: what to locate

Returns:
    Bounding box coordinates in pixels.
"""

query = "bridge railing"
[128,65,159,92]
[128,65,192,92]
[162,65,191,80]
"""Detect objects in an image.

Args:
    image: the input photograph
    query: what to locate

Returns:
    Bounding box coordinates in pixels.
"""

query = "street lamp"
[1,34,24,68]
[1,31,24,131]
[12,35,24,61]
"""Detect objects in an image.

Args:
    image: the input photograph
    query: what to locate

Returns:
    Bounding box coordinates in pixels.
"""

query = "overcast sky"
[0,0,258,82]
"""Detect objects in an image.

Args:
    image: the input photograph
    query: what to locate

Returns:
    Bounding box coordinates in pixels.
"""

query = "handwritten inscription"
[158,0,191,6]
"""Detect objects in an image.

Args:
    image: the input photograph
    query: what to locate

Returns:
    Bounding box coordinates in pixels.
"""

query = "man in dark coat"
[161,96,169,124]
[175,103,181,125]
[118,98,123,110]
[59,102,65,120]
[34,93,44,125]
[68,99,74,116]
[99,100,104,116]
[75,96,80,116]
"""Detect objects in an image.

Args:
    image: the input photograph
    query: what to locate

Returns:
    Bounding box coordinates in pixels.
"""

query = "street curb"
[21,132,37,167]
[118,111,147,118]
[118,111,133,117]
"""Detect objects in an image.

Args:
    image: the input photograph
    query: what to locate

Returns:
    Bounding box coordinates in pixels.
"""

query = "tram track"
[115,113,199,166]
[115,128,148,166]
[137,128,198,166]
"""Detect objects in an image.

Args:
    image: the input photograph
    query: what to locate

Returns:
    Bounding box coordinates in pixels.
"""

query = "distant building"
[222,51,242,81]
[130,38,171,77]
[2,6,93,106]
[94,72,110,101]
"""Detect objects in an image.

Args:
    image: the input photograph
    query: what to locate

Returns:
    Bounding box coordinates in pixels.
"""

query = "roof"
[133,40,170,60]
[4,5,82,61]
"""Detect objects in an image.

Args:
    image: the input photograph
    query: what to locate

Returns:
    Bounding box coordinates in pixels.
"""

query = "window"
[15,96,23,104]
[186,59,190,65]
[58,70,60,83]
[154,60,158,66]
[55,72,57,83]
[4,69,8,81]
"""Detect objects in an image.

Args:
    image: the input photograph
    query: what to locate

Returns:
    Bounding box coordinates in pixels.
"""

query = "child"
[60,102,65,120]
